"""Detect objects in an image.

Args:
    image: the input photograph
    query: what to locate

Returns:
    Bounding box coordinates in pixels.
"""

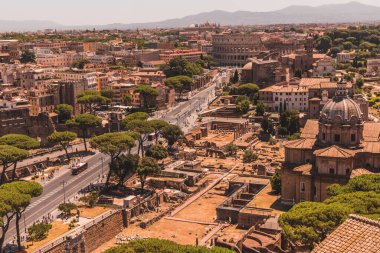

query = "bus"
[71,162,88,175]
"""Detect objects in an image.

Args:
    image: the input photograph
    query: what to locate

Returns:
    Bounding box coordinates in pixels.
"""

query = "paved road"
[4,81,218,246]
[5,152,109,244]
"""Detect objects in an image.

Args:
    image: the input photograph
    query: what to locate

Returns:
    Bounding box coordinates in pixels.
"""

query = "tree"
[355,78,364,89]
[235,95,249,104]
[329,47,341,58]
[242,150,258,163]
[122,94,132,105]
[236,99,250,114]
[270,171,281,194]
[316,36,332,53]
[164,76,194,100]
[343,41,354,50]
[0,134,39,150]
[161,57,203,77]
[146,145,168,160]
[224,142,238,156]
[58,202,77,217]
[28,223,52,243]
[135,85,159,110]
[90,132,137,186]
[66,114,102,152]
[79,191,99,207]
[255,102,266,116]
[231,69,239,83]
[0,145,28,184]
[279,202,350,248]
[137,157,160,191]
[196,55,217,69]
[54,104,73,123]
[100,89,115,100]
[0,134,40,180]
[294,69,303,78]
[280,174,380,248]
[324,191,380,218]
[261,115,274,135]
[148,120,170,144]
[327,174,380,196]
[77,91,111,114]
[20,50,36,63]
[72,59,89,69]
[125,112,149,121]
[236,83,259,101]
[104,238,234,253]
[359,41,376,50]
[288,133,301,140]
[47,131,77,161]
[161,124,183,149]
[110,154,139,187]
[123,119,153,156]
[280,110,300,135]
[1,181,42,249]
[0,188,30,249]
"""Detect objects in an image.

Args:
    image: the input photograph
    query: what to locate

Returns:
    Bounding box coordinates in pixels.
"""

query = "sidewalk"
[16,142,86,169]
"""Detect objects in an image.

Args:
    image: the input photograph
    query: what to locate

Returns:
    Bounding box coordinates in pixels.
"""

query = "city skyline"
[2,0,380,26]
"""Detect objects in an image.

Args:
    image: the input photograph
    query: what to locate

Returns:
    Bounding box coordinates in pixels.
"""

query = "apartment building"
[259,84,309,112]
[159,49,203,63]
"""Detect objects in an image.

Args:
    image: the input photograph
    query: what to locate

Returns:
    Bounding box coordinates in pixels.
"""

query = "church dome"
[320,89,363,125]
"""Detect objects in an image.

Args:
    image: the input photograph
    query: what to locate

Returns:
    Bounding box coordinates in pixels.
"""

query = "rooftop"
[312,215,380,253]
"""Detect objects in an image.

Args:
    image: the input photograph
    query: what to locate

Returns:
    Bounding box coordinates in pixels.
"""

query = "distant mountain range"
[1,1,380,32]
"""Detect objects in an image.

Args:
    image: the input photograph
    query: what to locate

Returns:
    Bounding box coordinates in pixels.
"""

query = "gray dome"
[320,92,363,125]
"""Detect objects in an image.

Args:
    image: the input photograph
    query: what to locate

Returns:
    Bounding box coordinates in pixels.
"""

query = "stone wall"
[34,193,165,253]
[83,210,124,252]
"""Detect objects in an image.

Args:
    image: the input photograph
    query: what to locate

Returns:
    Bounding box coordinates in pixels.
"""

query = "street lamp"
[61,180,66,203]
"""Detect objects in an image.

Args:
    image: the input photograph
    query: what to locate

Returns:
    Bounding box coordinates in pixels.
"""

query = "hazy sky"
[3,0,380,25]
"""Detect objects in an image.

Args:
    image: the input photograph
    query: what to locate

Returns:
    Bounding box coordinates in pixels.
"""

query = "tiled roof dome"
[320,88,363,125]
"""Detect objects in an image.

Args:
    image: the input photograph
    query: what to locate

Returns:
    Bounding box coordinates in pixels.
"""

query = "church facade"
[281,86,380,205]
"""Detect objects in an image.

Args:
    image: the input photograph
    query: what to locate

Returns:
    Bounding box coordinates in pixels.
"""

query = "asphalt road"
[4,81,217,246]
[5,152,109,244]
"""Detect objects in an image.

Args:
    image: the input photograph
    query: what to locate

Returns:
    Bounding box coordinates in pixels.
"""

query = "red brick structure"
[282,87,380,204]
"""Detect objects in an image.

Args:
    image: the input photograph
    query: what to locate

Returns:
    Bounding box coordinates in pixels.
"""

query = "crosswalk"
[26,160,103,210]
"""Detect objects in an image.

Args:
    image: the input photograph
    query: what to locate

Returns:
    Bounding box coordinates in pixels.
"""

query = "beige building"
[259,84,309,112]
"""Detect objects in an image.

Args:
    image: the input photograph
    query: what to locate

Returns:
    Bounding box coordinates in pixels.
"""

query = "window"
[300,182,305,192]
[329,168,335,175]
[313,185,317,197]
[322,133,326,140]
[346,169,350,175]
[334,134,340,142]
[351,134,356,142]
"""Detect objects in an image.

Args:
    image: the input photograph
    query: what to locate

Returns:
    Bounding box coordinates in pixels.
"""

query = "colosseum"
[212,33,267,67]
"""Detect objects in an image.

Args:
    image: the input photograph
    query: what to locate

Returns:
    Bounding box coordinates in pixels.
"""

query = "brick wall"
[83,211,124,252]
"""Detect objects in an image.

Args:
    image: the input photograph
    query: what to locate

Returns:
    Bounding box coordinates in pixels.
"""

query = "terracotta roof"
[362,141,380,153]
[299,78,330,87]
[259,85,307,93]
[284,138,316,149]
[313,53,328,59]
[312,215,380,253]
[350,168,374,178]
[314,145,354,158]
[363,122,380,142]
[310,82,353,90]
[293,164,313,175]
[300,120,319,139]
